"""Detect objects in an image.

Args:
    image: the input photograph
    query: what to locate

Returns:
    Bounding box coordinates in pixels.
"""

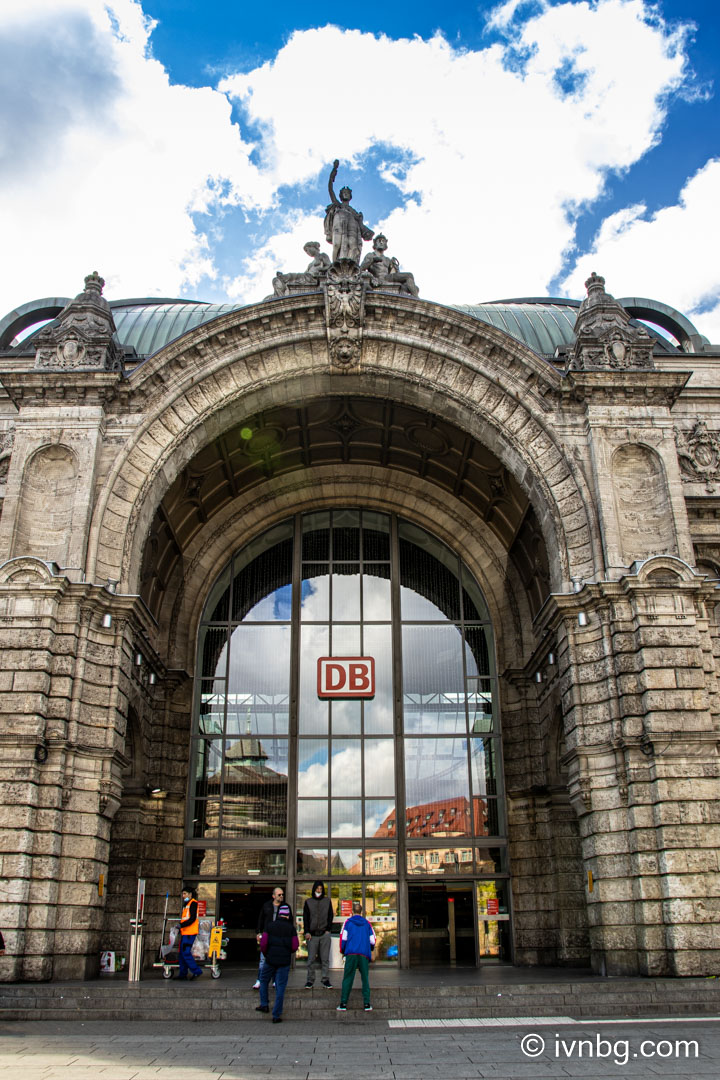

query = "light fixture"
[145,785,167,799]
[577,611,588,627]
[135,652,143,667]
[547,652,556,666]
[534,671,543,684]
[149,672,156,685]
[102,613,112,628]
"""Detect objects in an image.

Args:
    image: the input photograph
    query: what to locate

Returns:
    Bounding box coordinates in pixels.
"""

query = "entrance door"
[408,882,476,966]
[218,883,273,965]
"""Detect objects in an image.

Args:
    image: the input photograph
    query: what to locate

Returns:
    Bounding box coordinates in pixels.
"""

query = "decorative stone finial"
[33,270,123,374]
[567,272,654,373]
[83,271,105,295]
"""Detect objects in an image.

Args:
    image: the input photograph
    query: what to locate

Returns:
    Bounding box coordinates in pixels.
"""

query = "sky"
[2,0,720,342]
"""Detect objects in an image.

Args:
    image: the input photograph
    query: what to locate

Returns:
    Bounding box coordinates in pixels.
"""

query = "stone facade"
[0,268,719,980]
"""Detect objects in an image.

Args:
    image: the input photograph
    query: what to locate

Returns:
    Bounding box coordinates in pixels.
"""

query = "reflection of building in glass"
[199,738,288,838]
[376,796,487,839]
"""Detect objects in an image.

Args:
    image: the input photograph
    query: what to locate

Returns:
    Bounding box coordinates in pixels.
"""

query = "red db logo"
[317,657,375,698]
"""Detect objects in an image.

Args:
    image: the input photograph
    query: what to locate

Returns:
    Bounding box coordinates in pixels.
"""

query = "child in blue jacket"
[337,901,376,1012]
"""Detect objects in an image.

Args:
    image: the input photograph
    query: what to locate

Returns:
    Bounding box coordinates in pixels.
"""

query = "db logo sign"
[317,657,375,698]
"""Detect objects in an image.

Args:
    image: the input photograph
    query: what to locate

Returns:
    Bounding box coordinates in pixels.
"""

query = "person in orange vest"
[178,885,203,980]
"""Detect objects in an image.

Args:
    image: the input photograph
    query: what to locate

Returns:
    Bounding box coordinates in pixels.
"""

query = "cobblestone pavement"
[1,1018,718,1079]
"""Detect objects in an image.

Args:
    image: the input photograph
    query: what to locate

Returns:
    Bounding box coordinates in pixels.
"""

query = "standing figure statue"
[324,159,374,264]
[360,234,419,297]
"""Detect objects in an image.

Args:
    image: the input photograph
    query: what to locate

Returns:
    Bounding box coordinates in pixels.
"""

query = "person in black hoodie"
[256,904,298,1023]
[302,880,334,988]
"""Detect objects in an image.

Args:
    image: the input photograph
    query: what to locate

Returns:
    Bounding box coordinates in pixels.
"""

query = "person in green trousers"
[336,901,376,1012]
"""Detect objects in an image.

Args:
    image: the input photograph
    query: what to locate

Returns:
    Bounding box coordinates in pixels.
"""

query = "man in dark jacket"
[303,880,334,989]
[253,885,287,989]
[256,904,298,1023]
[337,901,376,1011]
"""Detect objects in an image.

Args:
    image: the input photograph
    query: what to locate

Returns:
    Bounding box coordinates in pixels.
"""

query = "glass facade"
[185,510,510,965]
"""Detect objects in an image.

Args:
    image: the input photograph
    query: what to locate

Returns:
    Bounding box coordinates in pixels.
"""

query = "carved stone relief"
[675,420,720,486]
[612,443,677,564]
[568,272,654,372]
[323,258,367,371]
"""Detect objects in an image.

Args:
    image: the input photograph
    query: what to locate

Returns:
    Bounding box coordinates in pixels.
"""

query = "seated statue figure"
[273,242,331,296]
[360,235,419,297]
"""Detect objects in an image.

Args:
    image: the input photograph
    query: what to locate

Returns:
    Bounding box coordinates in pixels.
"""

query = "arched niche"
[611,443,677,565]
[13,445,78,566]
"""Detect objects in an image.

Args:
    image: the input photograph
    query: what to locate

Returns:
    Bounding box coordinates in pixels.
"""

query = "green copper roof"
[111,300,242,357]
[452,300,579,356]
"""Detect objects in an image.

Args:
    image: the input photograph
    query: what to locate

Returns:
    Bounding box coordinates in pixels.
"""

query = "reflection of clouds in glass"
[332,800,362,836]
[400,587,446,620]
[298,741,328,796]
[363,574,391,620]
[326,740,394,798]
[332,848,362,872]
[244,585,292,621]
[332,742,362,796]
[228,626,290,696]
[405,738,469,804]
[301,575,329,619]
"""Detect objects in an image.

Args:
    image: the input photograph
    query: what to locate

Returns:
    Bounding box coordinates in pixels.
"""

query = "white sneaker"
[252,980,260,989]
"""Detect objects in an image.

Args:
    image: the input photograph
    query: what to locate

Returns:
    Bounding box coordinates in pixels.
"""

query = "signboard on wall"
[317,657,375,698]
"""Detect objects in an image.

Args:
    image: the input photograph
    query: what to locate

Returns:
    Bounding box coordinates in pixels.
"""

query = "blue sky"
[2,0,719,339]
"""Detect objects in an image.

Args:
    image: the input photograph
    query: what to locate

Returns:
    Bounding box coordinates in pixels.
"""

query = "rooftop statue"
[324,159,374,264]
[272,241,331,297]
[360,234,419,297]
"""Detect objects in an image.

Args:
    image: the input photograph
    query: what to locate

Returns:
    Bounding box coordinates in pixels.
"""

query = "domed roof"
[0,292,692,361]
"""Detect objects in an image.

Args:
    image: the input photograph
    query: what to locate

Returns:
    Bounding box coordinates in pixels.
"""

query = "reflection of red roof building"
[374,796,488,839]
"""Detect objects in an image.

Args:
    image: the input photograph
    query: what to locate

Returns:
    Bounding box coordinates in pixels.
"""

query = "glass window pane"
[364,851,397,877]
[331,848,363,874]
[298,740,328,797]
[333,566,360,621]
[365,882,397,961]
[299,625,329,734]
[474,847,508,874]
[226,696,288,737]
[302,512,330,561]
[219,849,286,877]
[365,798,396,838]
[476,879,510,915]
[231,522,293,622]
[298,800,327,837]
[363,624,393,734]
[227,626,289,699]
[331,699,361,735]
[331,800,362,837]
[362,512,390,560]
[297,848,329,876]
[301,565,329,621]
[199,626,228,679]
[220,737,288,838]
[197,681,225,735]
[470,737,498,797]
[406,846,472,875]
[363,740,395,797]
[404,738,471,838]
[363,565,391,619]
[190,798,221,838]
[185,847,218,877]
[464,626,494,677]
[403,625,466,733]
[333,510,360,560]
[190,738,223,799]
[399,523,461,621]
[331,624,361,656]
[468,678,494,733]
[476,797,504,837]
[331,740,362,796]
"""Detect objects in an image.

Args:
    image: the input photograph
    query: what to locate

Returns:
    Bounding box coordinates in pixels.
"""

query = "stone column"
[540,561,720,975]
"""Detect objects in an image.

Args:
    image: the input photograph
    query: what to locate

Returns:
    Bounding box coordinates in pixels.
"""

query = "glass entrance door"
[408,882,476,965]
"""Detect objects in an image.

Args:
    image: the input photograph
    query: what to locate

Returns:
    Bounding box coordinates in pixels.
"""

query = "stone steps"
[2,977,720,1022]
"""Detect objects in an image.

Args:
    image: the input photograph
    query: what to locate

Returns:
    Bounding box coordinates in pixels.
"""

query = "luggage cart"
[153,893,226,979]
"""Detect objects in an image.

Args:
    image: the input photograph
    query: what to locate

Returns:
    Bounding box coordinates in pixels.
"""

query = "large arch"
[87,294,600,601]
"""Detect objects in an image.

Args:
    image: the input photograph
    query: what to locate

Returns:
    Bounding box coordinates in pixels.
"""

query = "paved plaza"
[1,1017,718,1080]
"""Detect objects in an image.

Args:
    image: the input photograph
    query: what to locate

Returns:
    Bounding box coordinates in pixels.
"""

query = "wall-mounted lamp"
[547,652,556,666]
[149,672,156,686]
[534,671,543,684]
[145,785,168,799]
[134,652,143,667]
[102,613,112,629]
[577,611,588,627]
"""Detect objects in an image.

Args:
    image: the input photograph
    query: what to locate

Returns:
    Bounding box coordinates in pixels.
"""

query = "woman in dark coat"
[256,904,298,1023]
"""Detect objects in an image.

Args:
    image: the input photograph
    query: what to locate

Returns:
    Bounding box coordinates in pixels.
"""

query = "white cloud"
[562,157,720,342]
[1,0,711,331]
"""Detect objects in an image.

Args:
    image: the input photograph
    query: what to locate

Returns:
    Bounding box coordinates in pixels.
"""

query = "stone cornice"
[0,370,123,408]
[564,370,690,408]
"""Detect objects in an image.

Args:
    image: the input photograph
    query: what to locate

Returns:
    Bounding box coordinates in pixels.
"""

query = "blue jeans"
[259,962,290,1019]
[178,935,203,978]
